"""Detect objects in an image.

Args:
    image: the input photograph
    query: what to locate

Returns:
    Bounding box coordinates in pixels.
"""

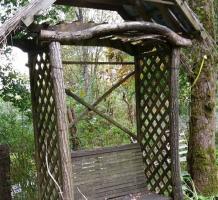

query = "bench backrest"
[72,143,146,199]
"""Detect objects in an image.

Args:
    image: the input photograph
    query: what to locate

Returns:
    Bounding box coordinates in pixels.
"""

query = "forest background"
[0,0,218,199]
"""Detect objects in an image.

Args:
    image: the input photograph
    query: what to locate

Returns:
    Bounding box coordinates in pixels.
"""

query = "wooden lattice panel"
[30,51,63,199]
[135,45,172,196]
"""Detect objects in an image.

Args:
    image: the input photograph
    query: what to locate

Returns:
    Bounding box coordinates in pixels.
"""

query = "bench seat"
[72,143,171,200]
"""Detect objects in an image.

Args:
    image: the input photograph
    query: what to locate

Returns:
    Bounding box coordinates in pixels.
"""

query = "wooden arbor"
[26,21,192,200]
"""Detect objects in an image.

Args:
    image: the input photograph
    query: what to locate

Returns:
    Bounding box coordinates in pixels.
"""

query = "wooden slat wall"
[72,144,148,199]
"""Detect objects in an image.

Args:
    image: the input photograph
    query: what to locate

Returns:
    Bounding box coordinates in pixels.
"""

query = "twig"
[45,145,64,200]
[191,55,207,88]
[77,187,88,200]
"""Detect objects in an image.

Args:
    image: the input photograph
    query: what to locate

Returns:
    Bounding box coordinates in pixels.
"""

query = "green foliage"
[63,45,136,150]
[0,99,36,199]
[182,172,218,200]
[0,48,31,116]
[77,115,130,149]
[0,0,29,23]
[0,0,75,23]
[179,67,191,115]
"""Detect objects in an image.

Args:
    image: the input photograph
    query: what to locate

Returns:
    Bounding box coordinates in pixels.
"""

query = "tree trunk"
[188,0,218,195]
[67,107,80,150]
[0,145,11,200]
[82,50,90,95]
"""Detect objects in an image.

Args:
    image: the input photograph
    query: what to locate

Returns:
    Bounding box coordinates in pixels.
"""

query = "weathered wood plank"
[112,191,171,200]
[72,152,143,167]
[73,163,144,181]
[173,0,204,35]
[49,42,74,200]
[71,143,171,199]
[94,183,147,198]
[74,172,146,186]
[72,144,146,199]
[72,152,142,166]
[74,171,146,184]
[0,0,56,44]
[72,143,140,158]
[75,177,146,194]
[55,0,203,38]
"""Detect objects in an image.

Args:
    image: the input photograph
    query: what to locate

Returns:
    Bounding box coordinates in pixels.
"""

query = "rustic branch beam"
[0,0,55,44]
[40,22,192,47]
[63,61,135,65]
[70,70,135,127]
[66,89,137,140]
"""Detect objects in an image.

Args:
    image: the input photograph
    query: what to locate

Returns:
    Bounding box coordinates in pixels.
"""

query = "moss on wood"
[188,0,218,195]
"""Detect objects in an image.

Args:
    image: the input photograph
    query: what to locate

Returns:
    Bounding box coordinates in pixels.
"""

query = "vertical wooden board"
[49,42,74,200]
[135,56,143,142]
[71,144,147,199]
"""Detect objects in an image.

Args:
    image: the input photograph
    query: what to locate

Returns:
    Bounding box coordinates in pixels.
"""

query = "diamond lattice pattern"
[30,52,63,199]
[136,46,172,196]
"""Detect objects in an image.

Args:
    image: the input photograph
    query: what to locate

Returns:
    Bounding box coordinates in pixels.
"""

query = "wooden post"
[134,55,143,143]
[49,42,74,200]
[170,48,183,200]
[0,144,11,200]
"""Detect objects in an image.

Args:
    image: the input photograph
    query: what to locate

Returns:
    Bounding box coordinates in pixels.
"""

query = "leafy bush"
[0,99,36,199]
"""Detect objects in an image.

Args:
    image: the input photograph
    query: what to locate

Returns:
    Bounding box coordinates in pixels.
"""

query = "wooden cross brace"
[65,71,137,140]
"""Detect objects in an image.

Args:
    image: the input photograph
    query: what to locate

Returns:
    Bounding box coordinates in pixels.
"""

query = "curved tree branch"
[40,21,192,47]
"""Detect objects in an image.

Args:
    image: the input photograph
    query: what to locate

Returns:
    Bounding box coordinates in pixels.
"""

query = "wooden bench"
[72,143,171,200]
